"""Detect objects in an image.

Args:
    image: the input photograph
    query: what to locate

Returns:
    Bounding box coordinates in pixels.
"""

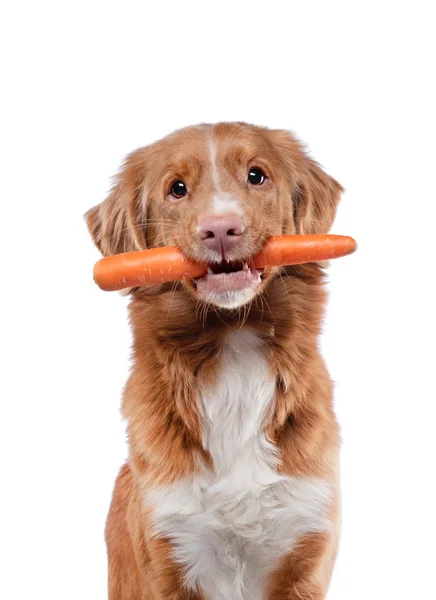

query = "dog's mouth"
[193,260,265,308]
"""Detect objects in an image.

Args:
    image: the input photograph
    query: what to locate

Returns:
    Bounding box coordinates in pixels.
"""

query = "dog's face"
[87,123,342,309]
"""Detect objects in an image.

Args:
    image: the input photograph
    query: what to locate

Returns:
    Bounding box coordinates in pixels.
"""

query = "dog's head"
[86,123,342,309]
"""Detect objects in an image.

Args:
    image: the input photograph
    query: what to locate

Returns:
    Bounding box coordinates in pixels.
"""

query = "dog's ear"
[270,130,343,234]
[85,148,149,256]
[293,156,343,235]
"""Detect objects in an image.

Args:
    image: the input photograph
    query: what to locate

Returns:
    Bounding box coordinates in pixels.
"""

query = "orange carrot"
[93,234,357,291]
[250,234,357,268]
[93,247,206,292]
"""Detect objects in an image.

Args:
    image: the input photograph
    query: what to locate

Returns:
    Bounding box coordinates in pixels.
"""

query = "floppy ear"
[293,156,343,235]
[85,148,149,256]
[270,130,343,234]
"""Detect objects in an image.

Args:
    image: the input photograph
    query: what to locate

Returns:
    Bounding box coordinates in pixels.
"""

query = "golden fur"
[86,122,343,599]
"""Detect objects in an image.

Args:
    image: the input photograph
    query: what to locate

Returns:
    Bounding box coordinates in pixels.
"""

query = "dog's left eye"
[248,168,266,185]
[170,180,188,199]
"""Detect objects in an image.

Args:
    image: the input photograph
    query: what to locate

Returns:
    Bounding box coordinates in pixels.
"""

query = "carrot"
[250,234,357,268]
[93,247,206,292]
[93,234,357,291]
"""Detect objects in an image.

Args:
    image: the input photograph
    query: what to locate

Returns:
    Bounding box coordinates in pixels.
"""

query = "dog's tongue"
[196,269,261,295]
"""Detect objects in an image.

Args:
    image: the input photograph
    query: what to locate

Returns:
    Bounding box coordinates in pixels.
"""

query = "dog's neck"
[124,264,329,484]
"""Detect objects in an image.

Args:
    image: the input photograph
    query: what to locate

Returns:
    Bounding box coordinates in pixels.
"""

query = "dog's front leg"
[145,536,205,600]
[267,532,334,600]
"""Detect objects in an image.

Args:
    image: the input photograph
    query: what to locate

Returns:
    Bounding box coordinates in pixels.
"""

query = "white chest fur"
[147,329,331,600]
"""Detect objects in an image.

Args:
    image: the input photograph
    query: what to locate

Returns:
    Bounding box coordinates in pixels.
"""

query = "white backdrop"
[1,2,435,599]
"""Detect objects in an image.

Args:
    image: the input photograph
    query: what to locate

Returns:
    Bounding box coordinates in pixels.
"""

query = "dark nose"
[198,213,246,254]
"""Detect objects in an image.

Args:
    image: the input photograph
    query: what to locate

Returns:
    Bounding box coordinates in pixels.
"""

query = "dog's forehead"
[153,123,273,173]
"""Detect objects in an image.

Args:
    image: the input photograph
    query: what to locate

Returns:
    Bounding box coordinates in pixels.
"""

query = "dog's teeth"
[243,263,249,271]
[207,267,214,275]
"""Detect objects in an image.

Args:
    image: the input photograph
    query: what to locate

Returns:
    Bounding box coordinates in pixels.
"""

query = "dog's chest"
[148,329,331,600]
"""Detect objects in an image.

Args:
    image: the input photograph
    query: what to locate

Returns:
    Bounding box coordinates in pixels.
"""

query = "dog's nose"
[198,213,246,254]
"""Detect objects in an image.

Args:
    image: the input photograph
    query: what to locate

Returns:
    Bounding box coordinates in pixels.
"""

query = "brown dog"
[86,122,343,600]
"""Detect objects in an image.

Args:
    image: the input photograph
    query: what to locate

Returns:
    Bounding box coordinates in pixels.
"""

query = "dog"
[86,122,343,600]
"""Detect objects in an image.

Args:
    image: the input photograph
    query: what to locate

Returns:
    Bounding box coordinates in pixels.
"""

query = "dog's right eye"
[170,181,188,199]
[248,168,266,186]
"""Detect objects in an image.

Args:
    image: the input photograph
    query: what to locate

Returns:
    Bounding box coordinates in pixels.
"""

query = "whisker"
[258,294,266,323]
[165,280,179,323]
[277,269,294,309]
[139,219,179,225]
[261,294,275,324]
[104,222,178,243]
[195,296,208,329]
[211,304,232,329]
[237,300,252,329]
